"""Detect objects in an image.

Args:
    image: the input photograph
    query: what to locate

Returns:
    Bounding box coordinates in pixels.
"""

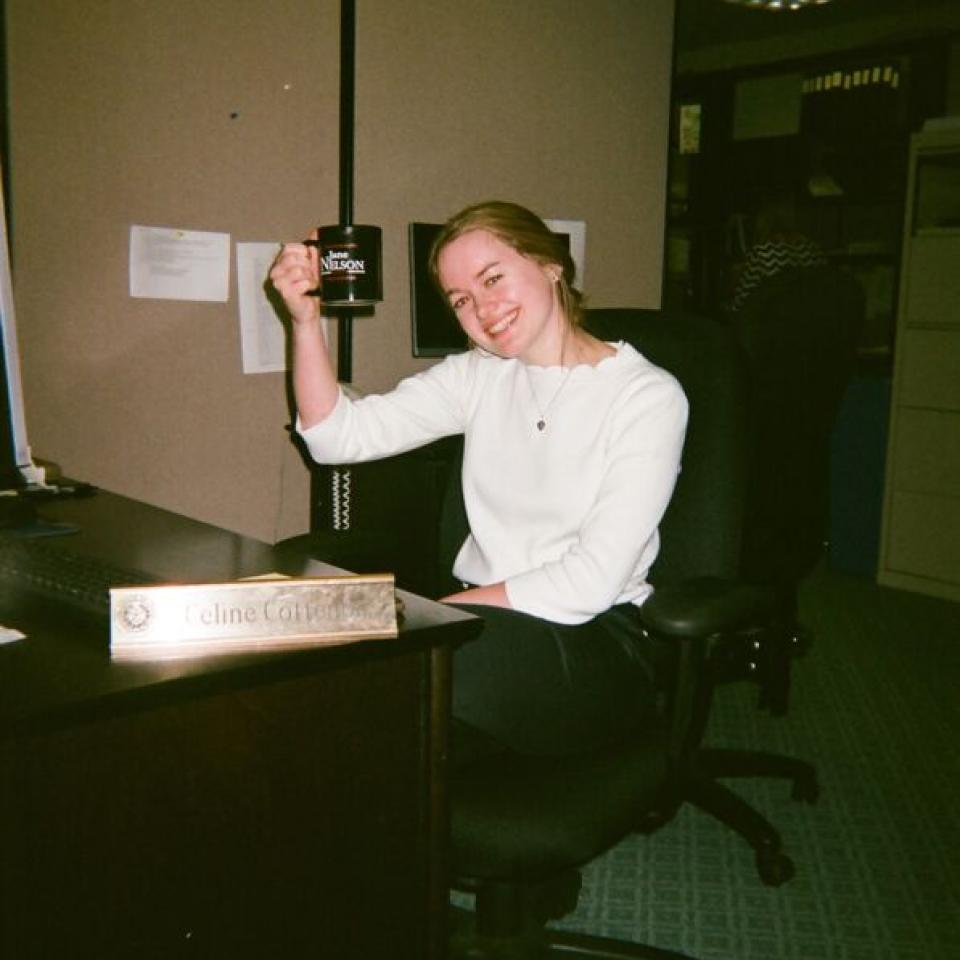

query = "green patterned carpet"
[552,566,960,959]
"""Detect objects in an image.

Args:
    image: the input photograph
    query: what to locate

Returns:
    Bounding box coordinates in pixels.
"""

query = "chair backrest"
[731,264,865,583]
[583,309,749,588]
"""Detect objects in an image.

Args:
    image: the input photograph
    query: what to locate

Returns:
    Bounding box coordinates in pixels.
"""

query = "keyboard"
[0,538,157,614]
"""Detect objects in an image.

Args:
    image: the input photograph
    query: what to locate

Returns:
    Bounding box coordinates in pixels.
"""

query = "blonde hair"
[428,200,584,326]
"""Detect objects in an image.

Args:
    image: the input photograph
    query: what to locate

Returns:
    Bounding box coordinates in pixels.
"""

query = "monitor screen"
[408,223,468,358]
[407,221,577,358]
[0,160,33,491]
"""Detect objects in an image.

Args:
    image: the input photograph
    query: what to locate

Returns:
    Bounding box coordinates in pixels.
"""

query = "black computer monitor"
[0,162,34,493]
[408,223,468,358]
[407,220,576,359]
[0,161,64,533]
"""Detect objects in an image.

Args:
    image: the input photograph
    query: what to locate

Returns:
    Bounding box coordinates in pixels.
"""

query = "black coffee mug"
[305,224,382,306]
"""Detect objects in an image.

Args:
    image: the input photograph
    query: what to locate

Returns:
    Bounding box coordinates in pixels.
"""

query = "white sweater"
[298,342,688,624]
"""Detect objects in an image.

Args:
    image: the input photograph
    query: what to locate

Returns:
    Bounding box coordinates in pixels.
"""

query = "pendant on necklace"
[537,418,546,431]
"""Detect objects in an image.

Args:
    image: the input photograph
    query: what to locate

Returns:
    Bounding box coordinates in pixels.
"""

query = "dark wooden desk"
[0,491,480,959]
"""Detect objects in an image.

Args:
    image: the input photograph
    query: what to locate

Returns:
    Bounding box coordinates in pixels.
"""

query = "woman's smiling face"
[437,229,566,365]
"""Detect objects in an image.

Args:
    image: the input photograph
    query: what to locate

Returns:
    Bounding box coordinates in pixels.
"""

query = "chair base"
[698,747,819,801]
[686,747,819,886]
[449,905,700,960]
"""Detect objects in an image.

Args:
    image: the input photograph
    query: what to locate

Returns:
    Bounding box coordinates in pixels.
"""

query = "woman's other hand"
[441,582,511,609]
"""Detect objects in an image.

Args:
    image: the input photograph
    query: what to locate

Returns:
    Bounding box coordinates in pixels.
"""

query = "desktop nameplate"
[110,573,398,660]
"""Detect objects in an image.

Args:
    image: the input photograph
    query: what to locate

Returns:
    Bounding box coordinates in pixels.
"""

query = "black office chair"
[443,309,818,959]
[283,309,818,955]
[730,264,865,714]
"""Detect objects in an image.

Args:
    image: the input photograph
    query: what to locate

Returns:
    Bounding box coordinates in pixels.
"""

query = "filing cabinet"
[879,126,960,601]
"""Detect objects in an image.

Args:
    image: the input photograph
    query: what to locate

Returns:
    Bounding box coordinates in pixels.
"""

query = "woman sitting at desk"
[270,201,687,758]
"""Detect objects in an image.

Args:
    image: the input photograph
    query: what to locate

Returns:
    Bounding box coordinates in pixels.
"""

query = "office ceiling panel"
[677,0,959,52]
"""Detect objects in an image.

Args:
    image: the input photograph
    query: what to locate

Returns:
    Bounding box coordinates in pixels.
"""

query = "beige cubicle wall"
[5,0,675,543]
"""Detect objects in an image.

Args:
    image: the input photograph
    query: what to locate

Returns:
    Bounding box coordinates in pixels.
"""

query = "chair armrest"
[638,577,774,638]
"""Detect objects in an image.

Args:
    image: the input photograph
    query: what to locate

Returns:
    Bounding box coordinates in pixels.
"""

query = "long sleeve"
[296,351,479,464]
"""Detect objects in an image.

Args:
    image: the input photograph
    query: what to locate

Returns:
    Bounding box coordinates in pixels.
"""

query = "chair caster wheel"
[756,849,795,887]
[791,773,819,804]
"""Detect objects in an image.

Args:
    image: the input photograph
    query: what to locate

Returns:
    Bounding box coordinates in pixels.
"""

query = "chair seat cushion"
[451,729,670,882]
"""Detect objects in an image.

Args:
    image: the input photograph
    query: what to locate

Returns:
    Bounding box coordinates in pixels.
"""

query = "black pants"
[449,602,661,758]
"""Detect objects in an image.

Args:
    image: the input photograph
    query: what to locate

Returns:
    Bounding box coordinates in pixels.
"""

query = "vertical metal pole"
[337,0,355,383]
[339,0,355,227]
